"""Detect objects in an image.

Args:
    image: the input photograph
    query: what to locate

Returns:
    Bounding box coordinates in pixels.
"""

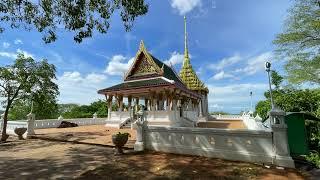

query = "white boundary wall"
[3,117,106,135]
[144,126,275,164]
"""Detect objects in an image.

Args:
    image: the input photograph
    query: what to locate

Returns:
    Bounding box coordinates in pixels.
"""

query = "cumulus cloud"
[14,39,23,45]
[57,71,108,104]
[234,52,272,75]
[0,49,34,59]
[0,51,17,59]
[170,0,202,15]
[207,83,268,113]
[104,55,134,76]
[17,49,34,58]
[164,51,184,66]
[209,54,242,70]
[2,42,10,48]
[210,71,235,80]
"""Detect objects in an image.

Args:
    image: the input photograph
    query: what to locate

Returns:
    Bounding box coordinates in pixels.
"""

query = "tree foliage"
[9,98,59,120]
[0,0,148,43]
[273,0,320,84]
[59,100,117,118]
[255,71,320,119]
[0,54,58,141]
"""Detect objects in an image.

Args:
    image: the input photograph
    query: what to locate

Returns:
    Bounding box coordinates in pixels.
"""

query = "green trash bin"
[285,112,320,156]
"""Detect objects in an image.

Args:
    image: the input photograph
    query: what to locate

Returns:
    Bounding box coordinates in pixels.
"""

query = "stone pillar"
[26,113,35,138]
[269,108,295,168]
[199,99,203,117]
[144,99,148,110]
[135,97,139,112]
[118,95,123,112]
[107,95,113,121]
[128,96,132,118]
[167,96,171,112]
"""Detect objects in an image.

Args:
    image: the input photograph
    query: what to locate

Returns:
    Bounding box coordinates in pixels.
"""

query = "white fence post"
[0,113,4,130]
[269,108,295,168]
[26,113,35,137]
[58,115,63,121]
[93,112,97,124]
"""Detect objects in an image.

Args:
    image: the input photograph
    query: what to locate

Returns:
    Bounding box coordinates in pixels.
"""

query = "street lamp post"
[250,91,253,112]
[265,62,274,109]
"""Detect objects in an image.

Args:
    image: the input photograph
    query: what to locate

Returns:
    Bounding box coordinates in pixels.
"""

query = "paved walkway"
[0,139,307,179]
[34,125,136,148]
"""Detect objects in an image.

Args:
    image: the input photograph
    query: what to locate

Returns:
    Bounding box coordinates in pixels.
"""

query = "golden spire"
[184,16,190,66]
[179,16,209,93]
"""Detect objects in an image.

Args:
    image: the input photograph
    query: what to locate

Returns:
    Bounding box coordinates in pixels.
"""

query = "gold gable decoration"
[131,54,157,76]
[124,40,162,80]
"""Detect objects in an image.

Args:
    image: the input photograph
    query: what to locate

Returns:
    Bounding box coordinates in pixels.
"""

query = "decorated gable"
[129,53,157,76]
[124,41,162,81]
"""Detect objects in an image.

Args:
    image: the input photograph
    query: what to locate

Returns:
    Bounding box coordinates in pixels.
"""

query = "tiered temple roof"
[179,16,208,93]
[98,41,201,99]
[98,16,208,98]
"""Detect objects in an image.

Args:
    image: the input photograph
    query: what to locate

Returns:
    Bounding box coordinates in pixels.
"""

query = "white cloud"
[14,39,23,45]
[234,52,272,75]
[104,55,134,76]
[2,42,10,48]
[0,51,17,59]
[17,49,34,58]
[170,0,202,15]
[207,83,268,113]
[209,54,242,70]
[164,51,184,66]
[0,49,34,59]
[210,104,223,110]
[210,71,235,80]
[57,71,108,104]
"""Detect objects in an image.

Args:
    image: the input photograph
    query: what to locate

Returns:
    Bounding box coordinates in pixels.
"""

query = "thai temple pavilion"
[98,17,209,128]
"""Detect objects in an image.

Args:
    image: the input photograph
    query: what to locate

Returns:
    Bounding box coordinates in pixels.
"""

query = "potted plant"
[112,132,131,154]
[14,128,27,140]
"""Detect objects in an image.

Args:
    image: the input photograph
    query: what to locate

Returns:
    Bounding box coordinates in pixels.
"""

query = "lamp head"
[265,61,271,72]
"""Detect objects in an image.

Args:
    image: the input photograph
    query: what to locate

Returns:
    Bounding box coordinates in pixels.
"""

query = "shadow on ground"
[0,139,308,179]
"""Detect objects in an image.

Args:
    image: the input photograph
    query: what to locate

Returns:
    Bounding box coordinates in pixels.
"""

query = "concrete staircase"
[120,118,134,129]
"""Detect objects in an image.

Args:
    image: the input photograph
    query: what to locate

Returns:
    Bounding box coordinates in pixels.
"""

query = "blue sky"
[0,0,292,114]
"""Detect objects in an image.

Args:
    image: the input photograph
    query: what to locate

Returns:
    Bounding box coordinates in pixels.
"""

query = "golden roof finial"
[139,40,145,51]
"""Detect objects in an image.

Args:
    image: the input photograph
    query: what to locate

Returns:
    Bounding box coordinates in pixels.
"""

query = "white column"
[199,99,203,117]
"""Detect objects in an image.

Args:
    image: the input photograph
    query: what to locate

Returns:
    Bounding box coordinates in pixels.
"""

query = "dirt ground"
[34,125,136,148]
[0,138,308,180]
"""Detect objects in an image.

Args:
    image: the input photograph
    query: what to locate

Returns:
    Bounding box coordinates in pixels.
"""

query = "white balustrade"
[144,126,274,165]
[211,114,243,120]
[5,121,28,135]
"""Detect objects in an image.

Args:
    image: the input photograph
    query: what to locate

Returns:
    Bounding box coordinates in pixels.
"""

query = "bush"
[305,151,320,168]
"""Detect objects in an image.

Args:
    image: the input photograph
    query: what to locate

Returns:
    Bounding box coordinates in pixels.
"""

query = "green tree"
[60,100,113,118]
[0,54,58,141]
[9,96,59,120]
[271,70,283,89]
[0,0,148,43]
[273,0,320,84]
